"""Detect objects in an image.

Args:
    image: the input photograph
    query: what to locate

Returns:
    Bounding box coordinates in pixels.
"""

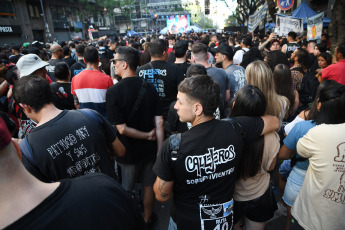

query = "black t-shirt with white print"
[136,60,185,120]
[153,117,264,230]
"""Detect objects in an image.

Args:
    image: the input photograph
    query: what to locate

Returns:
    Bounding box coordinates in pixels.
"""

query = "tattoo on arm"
[159,180,169,198]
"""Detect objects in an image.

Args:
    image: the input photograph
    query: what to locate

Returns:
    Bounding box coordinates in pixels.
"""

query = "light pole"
[39,0,51,42]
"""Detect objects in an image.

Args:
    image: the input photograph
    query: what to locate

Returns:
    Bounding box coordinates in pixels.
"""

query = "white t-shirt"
[293,123,345,230]
[233,48,249,65]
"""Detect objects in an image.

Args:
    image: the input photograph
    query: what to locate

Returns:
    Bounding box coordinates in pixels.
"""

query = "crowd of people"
[0,29,345,230]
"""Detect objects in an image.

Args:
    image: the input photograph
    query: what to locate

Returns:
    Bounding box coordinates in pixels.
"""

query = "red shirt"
[322,59,345,85]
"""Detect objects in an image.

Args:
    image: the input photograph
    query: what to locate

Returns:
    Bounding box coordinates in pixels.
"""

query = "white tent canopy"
[160,25,203,34]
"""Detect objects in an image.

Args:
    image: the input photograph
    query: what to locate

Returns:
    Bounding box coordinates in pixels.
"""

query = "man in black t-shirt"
[173,40,191,77]
[70,45,86,80]
[153,75,279,230]
[12,76,125,182]
[137,39,185,120]
[46,44,64,82]
[0,119,144,230]
[106,46,164,225]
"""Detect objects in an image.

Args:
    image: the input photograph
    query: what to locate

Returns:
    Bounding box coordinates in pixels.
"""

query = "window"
[27,3,42,19]
[0,0,16,19]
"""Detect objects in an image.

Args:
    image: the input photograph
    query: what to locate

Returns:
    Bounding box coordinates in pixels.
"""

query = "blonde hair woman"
[246,60,289,125]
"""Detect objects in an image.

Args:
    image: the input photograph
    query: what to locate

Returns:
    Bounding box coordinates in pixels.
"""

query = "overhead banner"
[248,2,268,33]
[276,15,303,36]
[307,12,324,41]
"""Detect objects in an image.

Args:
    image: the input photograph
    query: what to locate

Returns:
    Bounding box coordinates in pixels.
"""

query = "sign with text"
[307,12,324,41]
[276,16,303,36]
[278,0,294,11]
[0,25,22,34]
[248,2,268,33]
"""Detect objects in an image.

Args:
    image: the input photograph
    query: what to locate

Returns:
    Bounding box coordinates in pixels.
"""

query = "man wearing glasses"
[106,46,164,227]
[46,44,64,82]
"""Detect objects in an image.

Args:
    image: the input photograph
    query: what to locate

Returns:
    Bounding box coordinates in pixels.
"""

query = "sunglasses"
[112,59,126,64]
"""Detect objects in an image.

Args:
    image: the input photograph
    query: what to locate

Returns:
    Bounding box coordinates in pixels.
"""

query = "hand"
[147,128,157,141]
[316,68,322,75]
[268,33,277,41]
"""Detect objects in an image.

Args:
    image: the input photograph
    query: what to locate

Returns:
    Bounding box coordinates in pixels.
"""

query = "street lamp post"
[39,0,51,42]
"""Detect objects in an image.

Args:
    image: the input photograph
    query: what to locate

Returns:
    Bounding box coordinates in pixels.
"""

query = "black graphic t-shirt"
[137,60,185,119]
[106,77,162,164]
[50,82,75,110]
[21,110,118,182]
[46,59,62,82]
[4,174,145,230]
[153,117,264,230]
[70,59,86,80]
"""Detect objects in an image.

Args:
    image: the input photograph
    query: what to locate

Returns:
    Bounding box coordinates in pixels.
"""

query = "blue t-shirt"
[283,120,316,170]
[206,67,229,104]
[224,64,246,101]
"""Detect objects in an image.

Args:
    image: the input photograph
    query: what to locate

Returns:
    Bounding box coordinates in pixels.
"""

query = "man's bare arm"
[279,144,296,160]
[116,123,156,141]
[153,177,174,202]
[154,116,164,154]
[73,95,80,109]
[109,137,125,157]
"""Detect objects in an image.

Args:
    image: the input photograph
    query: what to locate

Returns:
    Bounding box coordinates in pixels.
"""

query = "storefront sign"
[0,25,22,34]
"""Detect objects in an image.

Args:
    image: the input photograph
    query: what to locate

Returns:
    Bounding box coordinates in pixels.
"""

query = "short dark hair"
[149,39,167,56]
[5,66,19,85]
[13,75,52,112]
[62,46,71,56]
[315,80,345,124]
[54,62,69,81]
[115,46,139,70]
[266,50,290,71]
[295,48,309,69]
[69,42,75,48]
[76,45,85,56]
[178,75,220,116]
[84,46,99,63]
[288,31,297,40]
[174,40,188,58]
[186,64,207,78]
[316,42,327,53]
[11,45,20,52]
[337,43,345,57]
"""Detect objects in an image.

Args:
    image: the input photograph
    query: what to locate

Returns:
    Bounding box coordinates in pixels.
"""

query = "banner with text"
[248,2,268,33]
[307,12,324,41]
[276,15,303,36]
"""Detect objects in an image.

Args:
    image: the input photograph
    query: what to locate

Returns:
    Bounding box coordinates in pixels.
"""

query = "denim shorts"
[283,166,307,206]
[279,159,292,180]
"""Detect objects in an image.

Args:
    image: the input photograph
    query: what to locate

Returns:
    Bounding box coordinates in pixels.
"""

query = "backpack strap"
[20,136,36,166]
[78,109,103,128]
[169,133,181,161]
[128,79,148,122]
[223,118,246,138]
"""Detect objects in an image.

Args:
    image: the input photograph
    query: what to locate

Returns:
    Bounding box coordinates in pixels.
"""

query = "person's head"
[191,43,208,63]
[174,40,188,58]
[98,40,105,47]
[50,44,63,59]
[321,33,329,42]
[5,66,19,85]
[313,42,327,57]
[185,64,207,78]
[54,62,70,81]
[315,80,345,124]
[62,46,71,57]
[287,31,297,42]
[335,43,345,61]
[114,46,139,75]
[109,37,118,51]
[240,47,263,69]
[318,52,332,69]
[76,44,85,57]
[148,39,168,59]
[69,42,75,49]
[307,41,316,53]
[16,54,48,78]
[245,60,285,117]
[11,45,20,54]
[175,75,220,122]
[210,34,218,43]
[291,48,309,69]
[229,85,266,117]
[168,35,176,46]
[13,75,52,115]
[212,43,234,64]
[266,50,290,71]
[270,39,281,51]
[241,36,252,48]
[84,46,99,64]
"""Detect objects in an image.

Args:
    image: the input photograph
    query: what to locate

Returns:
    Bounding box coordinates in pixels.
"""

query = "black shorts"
[234,185,278,224]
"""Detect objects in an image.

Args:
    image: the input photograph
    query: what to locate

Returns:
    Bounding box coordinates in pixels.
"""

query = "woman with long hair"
[279,80,343,230]
[230,85,279,230]
[315,52,332,83]
[273,64,299,118]
[245,60,289,126]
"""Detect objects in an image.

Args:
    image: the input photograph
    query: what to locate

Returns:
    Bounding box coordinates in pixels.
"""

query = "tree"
[329,0,345,54]
[234,0,265,25]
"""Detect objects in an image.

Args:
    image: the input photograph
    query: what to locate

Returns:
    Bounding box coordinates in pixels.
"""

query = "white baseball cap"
[16,54,49,77]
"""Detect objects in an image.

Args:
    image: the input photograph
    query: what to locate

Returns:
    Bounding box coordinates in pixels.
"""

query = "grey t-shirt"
[206,67,229,104]
[224,64,246,101]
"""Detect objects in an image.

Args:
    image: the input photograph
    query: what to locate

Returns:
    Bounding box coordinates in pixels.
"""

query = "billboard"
[166,15,190,34]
